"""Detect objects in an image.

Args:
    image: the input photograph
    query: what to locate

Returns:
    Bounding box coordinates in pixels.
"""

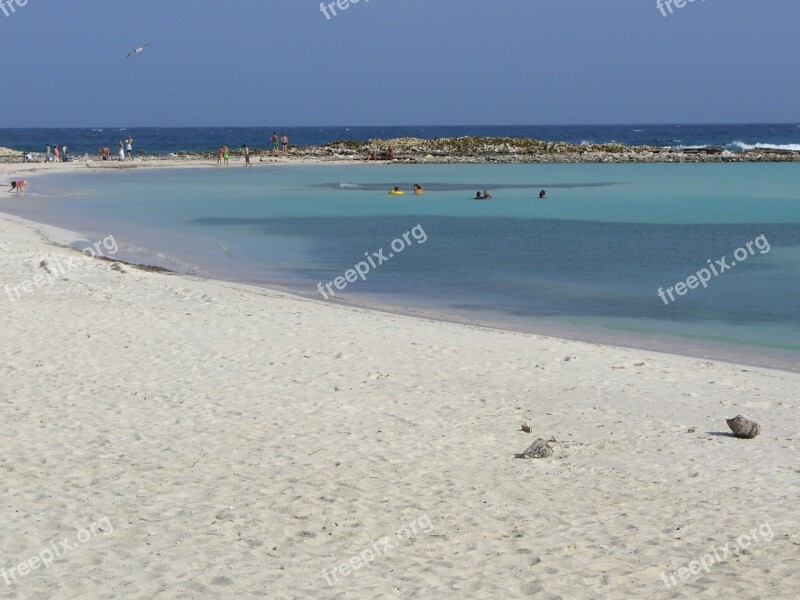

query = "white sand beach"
[0,199,798,599]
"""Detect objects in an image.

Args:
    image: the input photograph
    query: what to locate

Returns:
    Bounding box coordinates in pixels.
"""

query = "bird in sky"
[127,43,152,59]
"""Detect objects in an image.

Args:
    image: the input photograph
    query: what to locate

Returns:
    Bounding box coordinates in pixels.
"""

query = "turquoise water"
[3,163,799,368]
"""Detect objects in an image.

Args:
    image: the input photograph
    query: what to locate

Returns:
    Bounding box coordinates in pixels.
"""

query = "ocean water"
[2,163,799,369]
[1,123,799,155]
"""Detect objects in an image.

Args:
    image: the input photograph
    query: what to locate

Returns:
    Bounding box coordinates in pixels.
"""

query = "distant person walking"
[126,136,133,160]
[62,145,69,162]
[44,144,51,163]
[53,145,60,162]
[271,132,279,154]
[217,146,224,166]
[223,145,230,167]
[119,141,125,161]
[242,144,252,167]
[281,134,289,153]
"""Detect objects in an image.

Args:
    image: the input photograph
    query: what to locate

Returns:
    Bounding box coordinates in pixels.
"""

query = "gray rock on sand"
[726,415,761,439]
[518,438,553,459]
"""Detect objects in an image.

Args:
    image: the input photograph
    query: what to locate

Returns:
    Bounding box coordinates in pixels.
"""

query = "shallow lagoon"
[4,163,799,368]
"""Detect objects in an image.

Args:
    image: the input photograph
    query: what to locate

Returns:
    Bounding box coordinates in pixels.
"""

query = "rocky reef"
[291,136,800,164]
[2,137,799,165]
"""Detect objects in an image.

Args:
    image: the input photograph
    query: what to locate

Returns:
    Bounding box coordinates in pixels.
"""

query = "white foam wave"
[339,183,362,189]
[731,140,800,151]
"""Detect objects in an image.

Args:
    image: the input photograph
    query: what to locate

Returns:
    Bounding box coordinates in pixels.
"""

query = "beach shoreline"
[1,210,798,598]
[2,163,798,373]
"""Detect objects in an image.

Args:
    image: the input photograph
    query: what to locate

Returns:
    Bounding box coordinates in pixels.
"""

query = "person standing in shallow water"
[271,132,279,154]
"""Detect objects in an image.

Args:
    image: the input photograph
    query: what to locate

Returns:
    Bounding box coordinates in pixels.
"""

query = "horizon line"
[1,122,799,130]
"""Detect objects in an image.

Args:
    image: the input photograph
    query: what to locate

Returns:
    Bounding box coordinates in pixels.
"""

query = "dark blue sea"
[1,124,800,155]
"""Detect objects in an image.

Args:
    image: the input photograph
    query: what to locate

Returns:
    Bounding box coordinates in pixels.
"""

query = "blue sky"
[0,0,797,126]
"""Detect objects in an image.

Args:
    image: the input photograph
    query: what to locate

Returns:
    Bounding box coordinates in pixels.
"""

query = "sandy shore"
[0,211,798,599]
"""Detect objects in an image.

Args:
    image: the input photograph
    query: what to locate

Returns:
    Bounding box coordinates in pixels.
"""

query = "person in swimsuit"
[539,190,547,199]
[271,132,279,154]
[9,180,26,195]
[482,189,492,199]
[217,146,224,166]
[413,184,424,196]
[281,134,288,153]
[242,145,252,167]
[475,191,484,200]
[223,145,230,167]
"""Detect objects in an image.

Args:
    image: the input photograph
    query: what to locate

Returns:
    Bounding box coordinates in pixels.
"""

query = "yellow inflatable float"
[388,188,404,196]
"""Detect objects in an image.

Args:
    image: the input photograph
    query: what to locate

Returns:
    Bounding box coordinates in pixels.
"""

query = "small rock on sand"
[517,438,553,459]
[726,415,761,439]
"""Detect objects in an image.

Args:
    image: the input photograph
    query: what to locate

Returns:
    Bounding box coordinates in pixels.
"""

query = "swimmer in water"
[539,190,547,199]
[413,184,424,195]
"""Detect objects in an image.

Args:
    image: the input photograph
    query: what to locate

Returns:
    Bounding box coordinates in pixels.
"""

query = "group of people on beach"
[98,136,134,161]
[271,132,289,153]
[216,132,290,167]
[369,146,395,161]
[43,144,69,163]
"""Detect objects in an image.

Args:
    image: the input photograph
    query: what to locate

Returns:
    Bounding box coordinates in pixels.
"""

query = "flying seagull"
[127,43,152,59]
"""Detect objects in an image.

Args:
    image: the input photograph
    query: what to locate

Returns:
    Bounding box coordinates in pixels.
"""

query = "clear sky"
[1,0,798,127]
